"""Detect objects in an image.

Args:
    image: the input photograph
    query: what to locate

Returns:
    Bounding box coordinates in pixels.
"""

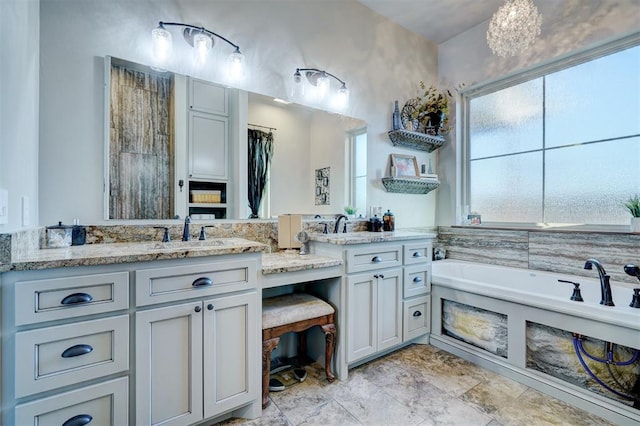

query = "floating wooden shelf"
[381,177,440,194]
[387,129,445,153]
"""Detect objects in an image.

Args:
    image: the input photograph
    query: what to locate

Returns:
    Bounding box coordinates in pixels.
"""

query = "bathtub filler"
[430,260,640,425]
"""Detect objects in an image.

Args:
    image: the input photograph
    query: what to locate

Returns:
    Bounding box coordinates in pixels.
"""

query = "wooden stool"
[261,293,336,408]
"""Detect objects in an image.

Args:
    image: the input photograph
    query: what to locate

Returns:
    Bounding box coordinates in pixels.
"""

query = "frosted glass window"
[469,79,543,160]
[545,137,640,224]
[466,42,640,226]
[470,152,542,223]
[546,46,640,148]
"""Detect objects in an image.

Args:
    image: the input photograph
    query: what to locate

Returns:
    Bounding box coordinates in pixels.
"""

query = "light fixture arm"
[158,21,241,52]
[295,68,347,88]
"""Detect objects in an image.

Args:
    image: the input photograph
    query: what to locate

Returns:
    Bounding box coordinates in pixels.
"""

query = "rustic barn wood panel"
[109,62,174,219]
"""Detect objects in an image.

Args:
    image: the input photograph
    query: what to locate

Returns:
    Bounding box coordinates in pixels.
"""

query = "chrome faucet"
[334,214,347,233]
[584,258,614,306]
[182,216,191,241]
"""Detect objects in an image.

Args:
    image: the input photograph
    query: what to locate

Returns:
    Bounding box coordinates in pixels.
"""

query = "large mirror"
[105,57,366,220]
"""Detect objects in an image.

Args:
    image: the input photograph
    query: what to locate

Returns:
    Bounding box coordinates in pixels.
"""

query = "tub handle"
[558,279,584,302]
[412,310,422,317]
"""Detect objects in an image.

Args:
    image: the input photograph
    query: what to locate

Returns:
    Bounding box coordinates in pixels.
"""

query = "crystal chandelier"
[487,0,542,57]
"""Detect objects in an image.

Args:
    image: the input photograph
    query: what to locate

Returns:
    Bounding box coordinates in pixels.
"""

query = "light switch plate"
[0,188,8,224]
[21,195,30,227]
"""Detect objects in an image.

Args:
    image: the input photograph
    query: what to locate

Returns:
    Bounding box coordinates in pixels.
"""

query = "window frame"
[459,32,640,231]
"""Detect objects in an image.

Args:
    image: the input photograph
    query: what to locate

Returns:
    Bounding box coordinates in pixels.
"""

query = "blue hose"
[572,337,640,402]
[575,338,640,366]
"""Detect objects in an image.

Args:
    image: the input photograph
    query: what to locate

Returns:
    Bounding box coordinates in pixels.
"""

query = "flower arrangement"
[411,82,453,134]
[624,194,640,217]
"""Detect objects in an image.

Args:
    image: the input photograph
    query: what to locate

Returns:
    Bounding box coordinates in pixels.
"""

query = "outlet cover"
[0,188,8,224]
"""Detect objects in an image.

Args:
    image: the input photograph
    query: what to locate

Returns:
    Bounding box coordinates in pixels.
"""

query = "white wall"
[38,0,438,228]
[0,0,39,232]
[435,0,640,226]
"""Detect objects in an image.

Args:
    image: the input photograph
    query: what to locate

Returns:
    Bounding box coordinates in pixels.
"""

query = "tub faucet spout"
[584,258,614,306]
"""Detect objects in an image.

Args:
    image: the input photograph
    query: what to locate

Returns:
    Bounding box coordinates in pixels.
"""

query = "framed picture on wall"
[390,154,419,177]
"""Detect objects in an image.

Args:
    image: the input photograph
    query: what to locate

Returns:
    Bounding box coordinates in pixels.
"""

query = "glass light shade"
[291,70,305,100]
[316,73,330,99]
[487,0,541,57]
[193,32,212,65]
[226,49,245,82]
[151,24,173,63]
[332,84,350,111]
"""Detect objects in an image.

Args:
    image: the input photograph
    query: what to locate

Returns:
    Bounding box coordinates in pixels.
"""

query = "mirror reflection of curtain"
[247,129,274,218]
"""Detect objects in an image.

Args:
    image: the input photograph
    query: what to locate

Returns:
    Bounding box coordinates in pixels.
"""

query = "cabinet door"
[136,302,203,426]
[346,273,377,363]
[203,292,258,419]
[377,268,403,352]
[189,78,228,115]
[188,111,228,180]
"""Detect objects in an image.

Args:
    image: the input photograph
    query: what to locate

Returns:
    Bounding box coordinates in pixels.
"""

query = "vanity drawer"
[15,377,128,426]
[345,245,402,274]
[403,265,430,298]
[14,315,129,398]
[14,272,129,326]
[135,258,257,306]
[403,242,432,265]
[403,296,430,341]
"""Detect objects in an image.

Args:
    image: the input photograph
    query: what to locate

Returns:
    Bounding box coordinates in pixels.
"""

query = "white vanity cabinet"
[135,255,260,426]
[1,268,131,426]
[312,236,434,366]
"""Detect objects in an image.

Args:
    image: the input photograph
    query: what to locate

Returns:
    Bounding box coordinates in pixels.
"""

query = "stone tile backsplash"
[437,226,640,285]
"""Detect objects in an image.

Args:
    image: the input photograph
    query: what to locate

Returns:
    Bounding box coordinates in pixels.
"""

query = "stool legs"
[262,337,279,409]
[321,323,336,382]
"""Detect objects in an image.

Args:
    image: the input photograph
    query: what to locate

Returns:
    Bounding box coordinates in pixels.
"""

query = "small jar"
[46,221,73,248]
[369,215,382,232]
[383,209,395,232]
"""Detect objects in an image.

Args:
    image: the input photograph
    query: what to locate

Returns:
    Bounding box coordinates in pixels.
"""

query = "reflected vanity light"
[292,68,350,111]
[151,21,245,80]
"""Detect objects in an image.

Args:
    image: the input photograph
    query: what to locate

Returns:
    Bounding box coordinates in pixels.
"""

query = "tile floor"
[219,344,617,426]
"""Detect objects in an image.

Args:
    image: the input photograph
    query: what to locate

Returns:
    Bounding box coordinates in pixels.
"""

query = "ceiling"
[357,0,507,44]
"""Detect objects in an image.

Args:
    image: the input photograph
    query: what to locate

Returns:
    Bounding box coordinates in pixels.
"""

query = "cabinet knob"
[413,310,422,317]
[371,256,382,263]
[412,252,423,258]
[207,304,214,310]
[194,305,202,313]
[61,292,93,305]
[192,277,213,287]
[61,344,93,358]
[379,274,385,279]
[62,414,93,426]
[413,276,423,283]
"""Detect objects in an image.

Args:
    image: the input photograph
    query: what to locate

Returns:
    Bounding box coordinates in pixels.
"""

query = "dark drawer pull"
[192,277,213,287]
[412,252,423,257]
[61,344,93,358]
[413,276,423,283]
[371,256,382,263]
[413,310,422,317]
[61,293,93,305]
[63,414,93,426]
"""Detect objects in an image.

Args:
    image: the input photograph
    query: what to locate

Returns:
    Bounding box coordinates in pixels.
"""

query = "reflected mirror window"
[348,127,367,216]
[466,42,640,226]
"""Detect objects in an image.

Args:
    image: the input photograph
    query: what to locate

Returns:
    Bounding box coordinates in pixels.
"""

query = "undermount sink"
[144,239,228,250]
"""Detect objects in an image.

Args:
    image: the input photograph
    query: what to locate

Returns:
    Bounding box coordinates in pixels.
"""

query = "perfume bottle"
[392,100,402,131]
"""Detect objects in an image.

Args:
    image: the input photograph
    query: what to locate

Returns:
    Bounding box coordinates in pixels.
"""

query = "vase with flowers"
[412,81,452,136]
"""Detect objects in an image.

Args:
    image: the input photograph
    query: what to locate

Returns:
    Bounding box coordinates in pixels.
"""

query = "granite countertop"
[308,229,437,245]
[261,251,343,275]
[7,238,269,271]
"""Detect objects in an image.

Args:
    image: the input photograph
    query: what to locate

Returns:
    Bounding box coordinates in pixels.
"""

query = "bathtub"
[429,259,640,424]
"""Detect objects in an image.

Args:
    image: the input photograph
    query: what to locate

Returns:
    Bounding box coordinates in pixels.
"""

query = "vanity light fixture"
[292,68,350,110]
[151,21,244,79]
